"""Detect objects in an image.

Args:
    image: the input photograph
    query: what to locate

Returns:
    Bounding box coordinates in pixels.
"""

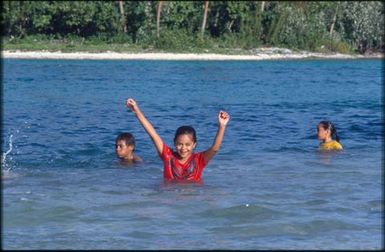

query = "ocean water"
[2,59,383,249]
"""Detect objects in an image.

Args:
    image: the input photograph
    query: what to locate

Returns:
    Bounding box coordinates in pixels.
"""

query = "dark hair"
[116,132,136,147]
[174,126,197,143]
[318,121,340,142]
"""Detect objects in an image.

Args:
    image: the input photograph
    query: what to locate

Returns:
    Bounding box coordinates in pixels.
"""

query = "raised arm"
[126,98,164,155]
[202,111,230,164]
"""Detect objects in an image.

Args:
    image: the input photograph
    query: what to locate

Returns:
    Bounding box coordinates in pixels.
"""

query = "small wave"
[127,231,156,239]
[207,218,362,239]
[249,218,359,234]
[304,199,329,206]
[298,219,363,233]
[199,204,282,222]
[2,134,14,172]
[365,200,383,213]
[264,146,311,153]
[38,206,85,220]
[2,170,19,180]
[16,77,34,82]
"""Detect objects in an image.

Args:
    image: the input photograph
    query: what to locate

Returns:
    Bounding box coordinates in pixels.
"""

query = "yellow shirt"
[320,140,343,151]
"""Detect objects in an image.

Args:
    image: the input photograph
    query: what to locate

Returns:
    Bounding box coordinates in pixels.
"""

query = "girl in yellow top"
[317,121,343,151]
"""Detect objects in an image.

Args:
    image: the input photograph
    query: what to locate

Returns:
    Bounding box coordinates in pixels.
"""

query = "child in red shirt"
[126,98,230,182]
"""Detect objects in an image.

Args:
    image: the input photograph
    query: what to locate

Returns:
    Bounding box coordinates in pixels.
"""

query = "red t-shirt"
[160,143,207,182]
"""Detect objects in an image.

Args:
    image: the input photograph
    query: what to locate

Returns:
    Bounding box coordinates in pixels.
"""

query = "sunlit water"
[2,59,383,249]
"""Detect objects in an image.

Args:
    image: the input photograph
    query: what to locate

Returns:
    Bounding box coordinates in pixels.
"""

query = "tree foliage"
[1,1,384,54]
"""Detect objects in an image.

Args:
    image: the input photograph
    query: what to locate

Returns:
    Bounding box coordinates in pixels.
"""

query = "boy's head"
[115,133,136,159]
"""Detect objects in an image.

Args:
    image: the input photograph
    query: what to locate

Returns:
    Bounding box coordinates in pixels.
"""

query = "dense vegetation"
[2,1,384,54]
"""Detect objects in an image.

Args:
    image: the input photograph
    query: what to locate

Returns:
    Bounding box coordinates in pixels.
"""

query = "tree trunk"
[157,1,163,38]
[119,1,127,33]
[201,1,209,37]
[329,2,339,37]
[259,1,266,42]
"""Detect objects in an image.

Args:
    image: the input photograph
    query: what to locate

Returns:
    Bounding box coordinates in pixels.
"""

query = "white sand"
[2,49,383,60]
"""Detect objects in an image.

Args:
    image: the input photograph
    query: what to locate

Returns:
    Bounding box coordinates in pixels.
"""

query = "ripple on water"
[2,170,20,180]
[208,219,363,238]
[199,204,286,223]
[364,199,383,213]
[3,59,382,250]
[4,205,85,228]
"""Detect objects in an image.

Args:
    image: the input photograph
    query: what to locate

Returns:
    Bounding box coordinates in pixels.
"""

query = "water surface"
[2,59,383,249]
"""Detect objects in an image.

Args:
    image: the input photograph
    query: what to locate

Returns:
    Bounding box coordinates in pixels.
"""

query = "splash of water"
[2,134,13,172]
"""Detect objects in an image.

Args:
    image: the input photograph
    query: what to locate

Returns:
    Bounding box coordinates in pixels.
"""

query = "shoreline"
[2,49,384,60]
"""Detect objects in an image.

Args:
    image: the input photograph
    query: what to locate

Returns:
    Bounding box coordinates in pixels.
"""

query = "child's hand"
[126,98,139,113]
[218,111,230,126]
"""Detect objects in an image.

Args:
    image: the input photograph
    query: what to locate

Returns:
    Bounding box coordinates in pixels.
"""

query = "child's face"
[174,134,196,160]
[115,140,134,159]
[317,125,330,141]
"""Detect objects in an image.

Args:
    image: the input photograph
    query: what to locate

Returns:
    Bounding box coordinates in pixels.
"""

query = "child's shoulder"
[133,155,143,163]
[321,140,343,150]
[331,140,343,149]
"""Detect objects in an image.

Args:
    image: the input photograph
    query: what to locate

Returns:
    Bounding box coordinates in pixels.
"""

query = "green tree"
[339,1,384,53]
[125,1,156,44]
[2,1,384,53]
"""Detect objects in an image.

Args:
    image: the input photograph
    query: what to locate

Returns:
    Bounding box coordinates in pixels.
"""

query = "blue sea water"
[2,58,383,249]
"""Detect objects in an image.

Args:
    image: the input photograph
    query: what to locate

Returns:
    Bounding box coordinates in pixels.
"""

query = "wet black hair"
[174,126,197,143]
[116,132,136,148]
[318,121,340,142]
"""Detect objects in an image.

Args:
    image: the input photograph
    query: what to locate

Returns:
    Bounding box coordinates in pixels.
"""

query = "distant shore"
[2,49,383,60]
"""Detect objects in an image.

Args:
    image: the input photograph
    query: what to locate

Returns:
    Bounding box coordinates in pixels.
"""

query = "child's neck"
[177,154,192,164]
[323,136,333,143]
[122,153,134,161]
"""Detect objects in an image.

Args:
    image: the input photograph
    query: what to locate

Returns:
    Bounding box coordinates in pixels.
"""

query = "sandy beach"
[2,49,383,60]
